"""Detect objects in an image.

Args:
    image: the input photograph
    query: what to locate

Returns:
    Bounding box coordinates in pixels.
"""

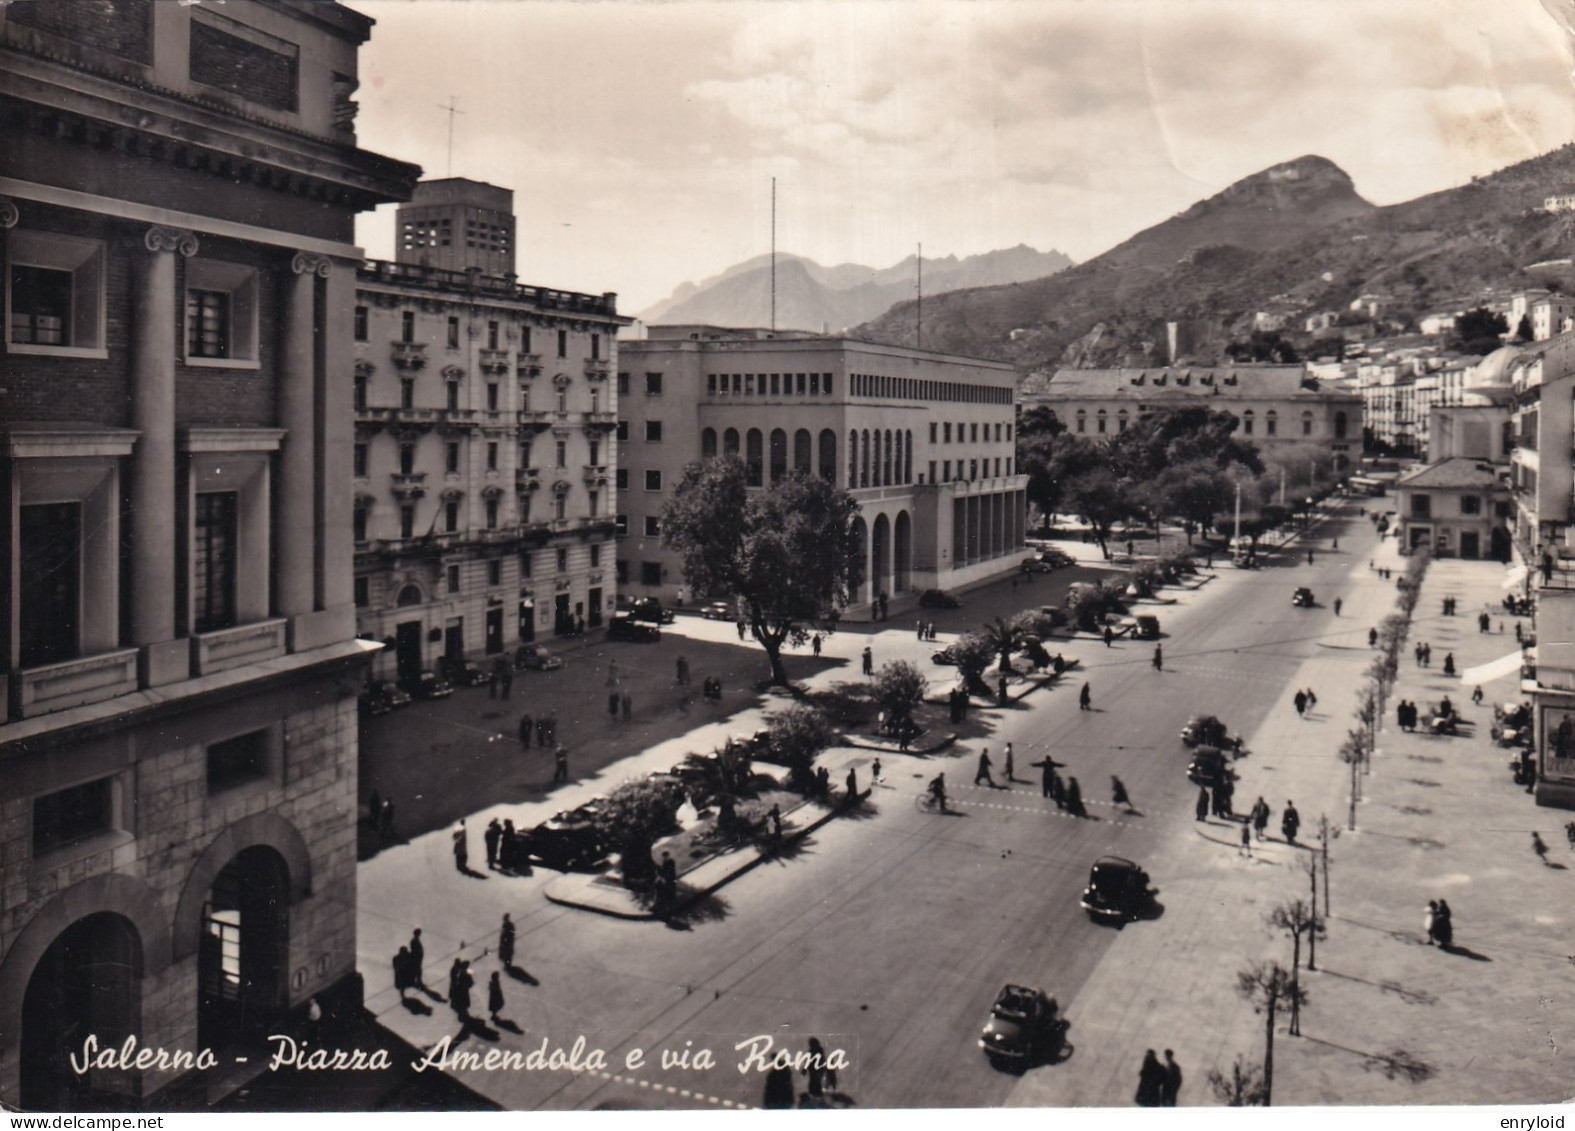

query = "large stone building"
[0,0,417,1108]
[352,180,628,682]
[1020,365,1361,472]
[617,327,1027,612]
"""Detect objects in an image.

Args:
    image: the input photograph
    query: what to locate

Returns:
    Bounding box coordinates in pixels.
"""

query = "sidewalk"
[1011,532,1570,1108]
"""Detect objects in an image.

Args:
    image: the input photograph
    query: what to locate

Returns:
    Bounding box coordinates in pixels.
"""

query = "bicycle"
[916,790,951,814]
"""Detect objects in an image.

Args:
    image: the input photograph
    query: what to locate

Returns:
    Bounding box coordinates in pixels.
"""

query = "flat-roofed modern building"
[617,326,1027,613]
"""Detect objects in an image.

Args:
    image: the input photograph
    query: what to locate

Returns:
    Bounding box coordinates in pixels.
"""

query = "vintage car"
[607,612,661,642]
[931,645,961,666]
[627,597,676,625]
[409,669,454,700]
[1079,856,1155,923]
[919,588,962,609]
[1186,745,1234,790]
[359,680,412,717]
[1133,614,1161,639]
[978,984,1066,1067]
[438,656,490,686]
[1292,587,1316,608]
[700,601,734,620]
[1180,714,1241,751]
[523,814,608,872]
[515,643,564,671]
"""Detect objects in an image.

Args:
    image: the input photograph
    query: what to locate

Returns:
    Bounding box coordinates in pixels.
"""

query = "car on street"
[523,815,607,872]
[919,588,961,609]
[978,984,1066,1068]
[516,643,563,670]
[1133,614,1161,639]
[441,657,490,686]
[1079,855,1155,923]
[359,680,411,716]
[607,612,660,642]
[700,601,734,620]
[1180,714,1239,750]
[1186,745,1234,790]
[626,597,676,625]
[1292,587,1316,608]
[409,670,453,700]
[931,645,960,666]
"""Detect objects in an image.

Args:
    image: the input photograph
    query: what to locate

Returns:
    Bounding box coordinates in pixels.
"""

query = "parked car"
[516,643,563,670]
[1292,587,1316,608]
[1186,745,1234,790]
[607,612,660,642]
[978,984,1066,1068]
[628,597,676,625]
[931,645,961,666]
[700,601,734,620]
[919,588,961,609]
[410,670,453,700]
[1133,614,1161,639]
[1180,714,1240,751]
[359,680,411,716]
[1079,855,1154,922]
[523,815,607,872]
[442,657,490,686]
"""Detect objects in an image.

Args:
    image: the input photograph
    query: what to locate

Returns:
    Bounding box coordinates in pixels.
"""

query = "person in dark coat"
[1424,900,1439,946]
[453,821,469,872]
[975,749,995,787]
[845,766,859,805]
[609,690,620,719]
[1162,1049,1183,1106]
[658,851,679,910]
[1111,775,1132,812]
[804,1037,828,1101]
[409,929,427,992]
[393,946,412,1002]
[484,819,502,870]
[1434,900,1453,947]
[1050,771,1066,811]
[1293,689,1308,717]
[1443,652,1456,677]
[488,971,505,1023]
[1250,797,1271,839]
[1135,1048,1166,1106]
[1065,776,1086,818]
[519,713,533,748]
[1282,801,1301,844]
[1034,757,1060,799]
[1152,644,1163,672]
[1369,627,1378,648]
[498,912,516,968]
[763,1064,796,1109]
[1079,682,1092,710]
[554,746,570,783]
[1195,786,1210,822]
[862,646,874,676]
[453,961,473,1020]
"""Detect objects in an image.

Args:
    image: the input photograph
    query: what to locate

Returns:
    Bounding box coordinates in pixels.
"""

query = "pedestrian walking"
[1369,626,1378,648]
[1479,611,1491,633]
[1240,823,1252,857]
[453,821,469,872]
[1034,757,1058,798]
[536,716,549,746]
[1152,643,1163,672]
[553,745,570,783]
[1333,597,1342,617]
[1435,899,1453,947]
[1424,900,1439,945]
[452,961,473,1020]
[499,913,516,969]
[1533,831,1550,864]
[500,666,513,699]
[1004,742,1015,782]
[621,692,632,721]
[917,619,925,640]
[1196,786,1210,822]
[1293,689,1308,717]
[768,804,783,838]
[862,646,874,676]
[816,766,831,800]
[484,818,502,870]
[519,713,533,747]
[1135,1049,1166,1107]
[1414,642,1424,667]
[737,618,747,641]
[1103,625,1114,647]
[676,655,690,686]
[408,929,427,992]
[1443,652,1456,677]
[1305,687,1317,712]
[975,748,995,787]
[1079,682,1092,710]
[1422,642,1432,667]
[608,690,620,719]
[488,971,505,1023]
[845,766,859,804]
[1251,797,1270,840]
[1065,776,1086,818]
[658,851,678,911]
[1307,549,1314,566]
[1162,1050,1183,1107]
[812,633,822,657]
[1472,684,1484,705]
[871,757,883,785]
[1282,801,1301,844]
[394,946,412,1002]
[1111,775,1132,812]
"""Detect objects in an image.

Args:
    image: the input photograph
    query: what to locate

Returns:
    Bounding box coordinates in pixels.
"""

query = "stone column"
[131,225,197,687]
[278,253,324,634]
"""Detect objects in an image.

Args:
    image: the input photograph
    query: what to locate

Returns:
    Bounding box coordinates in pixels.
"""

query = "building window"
[616,559,629,583]
[554,493,566,521]
[1411,494,1431,518]
[448,564,461,591]
[645,469,662,491]
[487,441,499,471]
[930,422,938,443]
[645,420,663,443]
[184,260,257,364]
[446,441,460,474]
[485,497,499,529]
[448,316,461,348]
[556,440,567,468]
[617,372,630,396]
[701,428,718,461]
[971,423,979,442]
[592,333,601,361]
[488,559,502,586]
[590,543,602,567]
[354,442,368,478]
[589,439,601,465]
[1266,411,1278,437]
[193,491,239,633]
[1075,411,1086,434]
[354,374,368,410]
[943,423,952,443]
[354,306,369,341]
[616,513,629,535]
[1302,412,1314,437]
[519,553,532,579]
[1460,495,1482,515]
[641,561,662,586]
[617,420,629,442]
[353,503,368,543]
[18,502,81,667]
[557,329,568,358]
[556,547,569,573]
[488,320,500,350]
[399,443,416,475]
[401,310,415,343]
[32,777,112,856]
[401,377,415,410]
[644,516,661,537]
[444,500,459,533]
[1242,411,1254,436]
[943,460,951,480]
[355,576,370,607]
[6,231,106,354]
[646,372,663,395]
[588,491,599,515]
[400,505,415,539]
[207,730,269,792]
[556,387,568,413]
[616,468,629,489]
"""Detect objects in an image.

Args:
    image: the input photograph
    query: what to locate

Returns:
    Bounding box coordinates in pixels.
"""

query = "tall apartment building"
[617,327,1027,611]
[0,0,418,1109]
[353,180,629,681]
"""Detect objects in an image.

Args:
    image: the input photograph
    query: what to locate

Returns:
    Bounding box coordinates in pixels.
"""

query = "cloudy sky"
[349,0,1575,316]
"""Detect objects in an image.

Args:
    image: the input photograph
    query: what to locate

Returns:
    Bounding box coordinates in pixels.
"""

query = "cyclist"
[928,773,949,813]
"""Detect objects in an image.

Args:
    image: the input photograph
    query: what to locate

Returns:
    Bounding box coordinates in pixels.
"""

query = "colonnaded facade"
[617,326,1027,614]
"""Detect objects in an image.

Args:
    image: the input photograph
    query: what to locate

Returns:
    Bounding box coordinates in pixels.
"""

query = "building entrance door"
[395,621,423,685]
[1460,531,1480,559]
[445,618,465,664]
[588,588,603,628]
[485,607,503,654]
[554,593,571,636]
[518,597,535,643]
[198,847,289,1048]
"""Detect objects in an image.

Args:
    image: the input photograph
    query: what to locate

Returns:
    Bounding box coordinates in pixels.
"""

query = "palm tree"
[981,616,1019,674]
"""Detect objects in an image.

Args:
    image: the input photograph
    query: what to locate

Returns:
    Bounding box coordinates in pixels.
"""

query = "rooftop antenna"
[916,243,923,349]
[438,96,465,177]
[771,177,777,333]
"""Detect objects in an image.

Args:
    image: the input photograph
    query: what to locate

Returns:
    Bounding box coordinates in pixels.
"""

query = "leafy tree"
[1111,408,1264,479]
[1065,580,1127,632]
[765,703,836,792]
[980,616,1020,674]
[1065,469,1130,559]
[949,632,998,698]
[1226,331,1300,363]
[871,661,927,735]
[663,457,863,686]
[1452,307,1508,354]
[1515,314,1534,342]
[1017,404,1065,440]
[1235,960,1307,1107]
[598,777,684,888]
[1019,431,1106,526]
[1160,461,1236,542]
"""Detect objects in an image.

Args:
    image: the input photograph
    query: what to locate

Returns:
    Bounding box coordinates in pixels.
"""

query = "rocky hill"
[638,245,1073,334]
[853,147,1575,370]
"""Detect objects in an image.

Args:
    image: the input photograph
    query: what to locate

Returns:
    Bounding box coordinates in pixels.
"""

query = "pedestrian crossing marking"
[591,1068,749,1108]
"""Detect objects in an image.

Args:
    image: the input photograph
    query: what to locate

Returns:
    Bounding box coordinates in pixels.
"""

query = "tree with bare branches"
[1266,898,1324,1036]
[1235,960,1307,1106]
[1207,1053,1267,1106]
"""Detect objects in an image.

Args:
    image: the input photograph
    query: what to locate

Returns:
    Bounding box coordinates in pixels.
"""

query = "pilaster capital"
[0,197,17,230]
[144,225,199,257]
[291,252,333,278]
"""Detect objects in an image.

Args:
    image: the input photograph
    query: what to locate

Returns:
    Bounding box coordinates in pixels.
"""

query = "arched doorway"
[22,913,141,1110]
[850,516,869,605]
[894,510,913,593]
[198,846,290,1047]
[1491,525,1512,563]
[871,513,891,603]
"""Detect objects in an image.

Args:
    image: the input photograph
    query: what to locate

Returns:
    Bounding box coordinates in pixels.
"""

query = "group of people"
[1135,1048,1183,1107]
[392,918,518,1027]
[482,817,535,874]
[606,689,635,721]
[488,658,515,699]
[1028,755,1089,817]
[914,620,940,642]
[1292,687,1319,717]
[1423,899,1454,948]
[1414,641,1434,668]
[517,710,560,748]
[1395,700,1428,732]
[1195,778,1236,821]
